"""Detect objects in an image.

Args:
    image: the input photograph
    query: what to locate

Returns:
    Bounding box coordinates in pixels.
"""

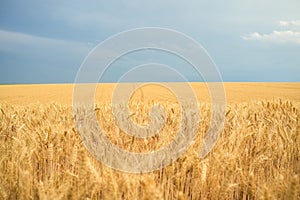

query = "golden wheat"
[0,99,299,199]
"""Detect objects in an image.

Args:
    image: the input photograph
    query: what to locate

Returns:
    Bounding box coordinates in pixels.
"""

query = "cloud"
[241,30,300,44]
[0,29,93,55]
[279,20,300,27]
[241,20,300,45]
[0,29,95,83]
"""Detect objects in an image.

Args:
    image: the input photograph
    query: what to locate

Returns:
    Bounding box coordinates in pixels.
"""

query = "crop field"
[0,83,299,199]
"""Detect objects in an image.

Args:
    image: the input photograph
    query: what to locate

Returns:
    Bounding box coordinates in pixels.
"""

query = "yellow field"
[0,83,299,199]
[0,82,300,105]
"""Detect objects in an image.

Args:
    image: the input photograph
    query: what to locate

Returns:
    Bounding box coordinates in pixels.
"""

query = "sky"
[0,0,299,83]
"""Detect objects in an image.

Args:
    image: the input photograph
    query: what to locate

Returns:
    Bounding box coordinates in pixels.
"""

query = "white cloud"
[242,20,300,45]
[279,20,300,27]
[0,29,93,55]
[241,30,300,45]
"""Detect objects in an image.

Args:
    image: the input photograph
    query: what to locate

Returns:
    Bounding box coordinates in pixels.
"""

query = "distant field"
[0,83,299,199]
[0,82,300,105]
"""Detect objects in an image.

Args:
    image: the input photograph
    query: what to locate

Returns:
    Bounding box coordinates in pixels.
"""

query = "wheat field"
[0,83,299,199]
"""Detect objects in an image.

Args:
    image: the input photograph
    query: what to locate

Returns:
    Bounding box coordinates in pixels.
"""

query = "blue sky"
[0,0,299,83]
